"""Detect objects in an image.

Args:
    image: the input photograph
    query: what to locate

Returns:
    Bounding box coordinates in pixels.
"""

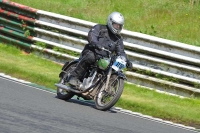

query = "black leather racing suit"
[70,24,128,79]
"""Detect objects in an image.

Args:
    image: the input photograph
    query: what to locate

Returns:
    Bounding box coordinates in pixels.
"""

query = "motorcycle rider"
[68,12,133,86]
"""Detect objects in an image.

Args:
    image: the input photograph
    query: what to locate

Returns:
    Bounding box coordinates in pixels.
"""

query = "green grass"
[0,43,200,129]
[117,84,200,127]
[0,44,60,88]
[12,0,200,46]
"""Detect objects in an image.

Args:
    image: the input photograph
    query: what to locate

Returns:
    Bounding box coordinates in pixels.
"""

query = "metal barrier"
[1,0,200,97]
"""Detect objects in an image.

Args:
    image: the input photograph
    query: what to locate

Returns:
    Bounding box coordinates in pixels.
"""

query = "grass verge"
[0,43,200,128]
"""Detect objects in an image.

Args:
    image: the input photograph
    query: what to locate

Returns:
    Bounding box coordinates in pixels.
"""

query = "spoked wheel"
[57,62,77,100]
[95,75,124,111]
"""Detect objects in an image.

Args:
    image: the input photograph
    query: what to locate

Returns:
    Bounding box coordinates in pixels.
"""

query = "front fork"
[105,67,112,93]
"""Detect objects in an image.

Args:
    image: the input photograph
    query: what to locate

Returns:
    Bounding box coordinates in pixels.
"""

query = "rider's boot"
[68,65,85,86]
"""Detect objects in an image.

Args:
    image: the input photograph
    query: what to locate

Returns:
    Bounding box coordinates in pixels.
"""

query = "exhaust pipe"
[55,83,83,94]
[55,82,99,94]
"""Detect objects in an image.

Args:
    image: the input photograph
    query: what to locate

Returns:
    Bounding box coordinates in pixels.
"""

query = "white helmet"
[107,12,124,35]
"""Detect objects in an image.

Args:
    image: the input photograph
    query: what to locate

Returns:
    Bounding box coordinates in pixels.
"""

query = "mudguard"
[113,71,127,80]
[59,59,79,78]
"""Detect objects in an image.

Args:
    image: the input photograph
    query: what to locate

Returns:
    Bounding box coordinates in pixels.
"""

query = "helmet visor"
[112,22,123,30]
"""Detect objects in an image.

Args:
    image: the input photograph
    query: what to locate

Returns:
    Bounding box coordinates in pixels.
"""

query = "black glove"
[126,60,133,69]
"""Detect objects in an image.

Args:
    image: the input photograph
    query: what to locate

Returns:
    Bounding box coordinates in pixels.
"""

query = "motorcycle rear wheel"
[57,62,77,100]
[57,78,74,100]
[95,76,124,111]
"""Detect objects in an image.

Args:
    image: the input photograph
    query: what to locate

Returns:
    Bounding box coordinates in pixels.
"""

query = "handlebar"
[101,47,111,54]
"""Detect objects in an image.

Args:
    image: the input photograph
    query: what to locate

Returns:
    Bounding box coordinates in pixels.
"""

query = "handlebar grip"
[101,47,111,53]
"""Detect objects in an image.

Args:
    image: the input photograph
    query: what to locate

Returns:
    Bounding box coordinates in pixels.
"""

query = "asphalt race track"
[0,76,197,133]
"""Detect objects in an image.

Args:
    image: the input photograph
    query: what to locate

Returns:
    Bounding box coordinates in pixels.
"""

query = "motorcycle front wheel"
[95,75,124,111]
[57,62,77,100]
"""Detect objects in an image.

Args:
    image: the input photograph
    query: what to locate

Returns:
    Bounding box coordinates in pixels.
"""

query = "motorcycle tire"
[57,62,77,100]
[95,76,124,111]
[57,78,74,100]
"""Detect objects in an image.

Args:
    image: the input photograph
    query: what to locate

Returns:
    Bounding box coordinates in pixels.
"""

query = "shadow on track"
[55,96,117,113]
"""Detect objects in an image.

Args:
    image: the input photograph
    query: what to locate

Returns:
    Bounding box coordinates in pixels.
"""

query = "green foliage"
[21,20,31,37]
[34,41,80,57]
[24,30,30,37]
[53,46,65,53]
[21,20,27,30]
[35,41,47,48]
[145,69,153,76]
[53,46,80,57]
[135,68,181,84]
[194,82,200,88]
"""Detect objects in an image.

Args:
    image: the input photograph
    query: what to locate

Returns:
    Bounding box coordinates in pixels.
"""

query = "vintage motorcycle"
[55,48,127,111]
